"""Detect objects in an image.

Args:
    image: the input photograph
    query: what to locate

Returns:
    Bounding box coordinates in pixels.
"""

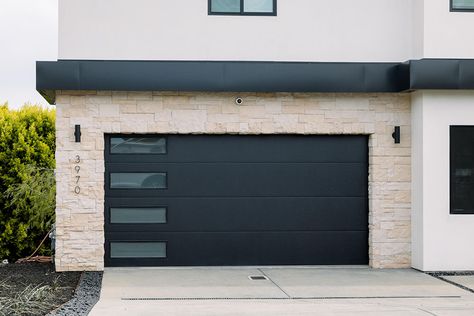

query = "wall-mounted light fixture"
[74,125,81,143]
[392,126,400,144]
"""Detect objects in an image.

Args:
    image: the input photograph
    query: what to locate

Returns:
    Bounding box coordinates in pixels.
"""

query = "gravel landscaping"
[0,262,81,316]
[48,272,103,316]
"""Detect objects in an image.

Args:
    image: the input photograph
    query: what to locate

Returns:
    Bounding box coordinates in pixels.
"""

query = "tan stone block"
[112,91,128,101]
[87,95,112,105]
[208,113,239,123]
[99,104,120,116]
[119,102,137,114]
[163,96,191,107]
[137,101,162,113]
[128,91,152,100]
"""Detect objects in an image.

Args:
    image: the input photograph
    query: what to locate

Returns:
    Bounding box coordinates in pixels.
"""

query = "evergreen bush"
[0,104,55,260]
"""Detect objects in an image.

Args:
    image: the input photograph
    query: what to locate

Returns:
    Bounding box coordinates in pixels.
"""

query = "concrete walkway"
[89,267,474,316]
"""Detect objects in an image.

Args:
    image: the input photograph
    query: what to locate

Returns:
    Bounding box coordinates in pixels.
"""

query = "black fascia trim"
[450,0,474,12]
[208,0,277,16]
[409,59,474,90]
[36,60,409,104]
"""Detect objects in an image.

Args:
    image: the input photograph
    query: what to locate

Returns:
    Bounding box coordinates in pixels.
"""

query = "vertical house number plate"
[74,155,81,194]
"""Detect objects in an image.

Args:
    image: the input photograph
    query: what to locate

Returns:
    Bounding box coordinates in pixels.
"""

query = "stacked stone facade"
[54,91,411,271]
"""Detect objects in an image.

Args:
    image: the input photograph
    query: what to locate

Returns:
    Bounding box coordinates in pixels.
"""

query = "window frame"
[450,126,474,215]
[450,0,474,12]
[208,0,277,16]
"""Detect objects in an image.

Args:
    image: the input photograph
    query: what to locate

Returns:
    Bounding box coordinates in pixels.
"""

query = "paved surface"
[89,267,474,316]
[444,275,474,291]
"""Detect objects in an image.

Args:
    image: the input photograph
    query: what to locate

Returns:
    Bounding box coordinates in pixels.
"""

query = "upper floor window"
[451,0,474,11]
[209,0,277,16]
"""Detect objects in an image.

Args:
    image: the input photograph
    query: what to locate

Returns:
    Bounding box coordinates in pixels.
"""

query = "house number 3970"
[74,155,81,194]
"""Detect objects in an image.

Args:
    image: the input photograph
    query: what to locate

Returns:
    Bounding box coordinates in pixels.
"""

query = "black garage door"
[104,135,368,267]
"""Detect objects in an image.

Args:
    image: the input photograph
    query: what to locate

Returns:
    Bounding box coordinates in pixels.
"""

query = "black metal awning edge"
[36,59,474,104]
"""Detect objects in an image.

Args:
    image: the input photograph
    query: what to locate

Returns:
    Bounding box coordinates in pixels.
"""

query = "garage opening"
[104,134,368,267]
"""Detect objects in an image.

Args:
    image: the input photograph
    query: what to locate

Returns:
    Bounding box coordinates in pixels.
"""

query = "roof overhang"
[36,59,474,104]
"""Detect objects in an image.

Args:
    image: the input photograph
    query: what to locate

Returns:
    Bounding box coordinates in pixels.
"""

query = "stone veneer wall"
[54,91,411,271]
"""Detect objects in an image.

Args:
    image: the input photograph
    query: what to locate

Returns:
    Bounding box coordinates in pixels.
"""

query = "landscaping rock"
[48,271,103,316]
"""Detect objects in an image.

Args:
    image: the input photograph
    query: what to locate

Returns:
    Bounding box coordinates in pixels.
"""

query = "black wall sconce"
[74,125,81,143]
[392,126,400,144]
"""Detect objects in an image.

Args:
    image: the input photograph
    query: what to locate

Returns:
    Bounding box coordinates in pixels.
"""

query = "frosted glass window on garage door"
[110,208,167,224]
[452,0,474,10]
[110,137,166,154]
[110,173,167,189]
[110,242,166,258]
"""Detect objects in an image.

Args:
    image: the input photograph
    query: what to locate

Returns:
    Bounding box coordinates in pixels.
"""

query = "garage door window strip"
[110,242,167,258]
[110,136,167,154]
[110,207,168,224]
[110,172,168,189]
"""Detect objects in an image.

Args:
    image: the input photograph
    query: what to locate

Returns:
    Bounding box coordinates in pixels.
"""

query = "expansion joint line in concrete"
[257,268,291,299]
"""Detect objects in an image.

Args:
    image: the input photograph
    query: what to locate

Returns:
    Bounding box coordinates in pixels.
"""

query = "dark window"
[209,0,277,16]
[451,126,474,214]
[451,0,474,11]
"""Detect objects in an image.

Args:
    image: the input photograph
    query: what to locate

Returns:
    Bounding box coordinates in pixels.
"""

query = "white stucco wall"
[423,0,474,58]
[58,0,414,62]
[412,0,424,59]
[412,91,474,271]
[413,0,474,59]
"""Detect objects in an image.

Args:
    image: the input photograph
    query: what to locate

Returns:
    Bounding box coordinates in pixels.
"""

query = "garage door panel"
[106,163,368,197]
[105,135,368,164]
[105,197,368,232]
[105,231,369,267]
[104,134,369,266]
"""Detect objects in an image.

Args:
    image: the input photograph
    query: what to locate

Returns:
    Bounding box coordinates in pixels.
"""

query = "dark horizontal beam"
[410,59,474,90]
[36,59,474,104]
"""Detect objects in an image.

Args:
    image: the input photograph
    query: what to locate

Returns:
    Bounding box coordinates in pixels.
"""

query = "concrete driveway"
[89,267,474,316]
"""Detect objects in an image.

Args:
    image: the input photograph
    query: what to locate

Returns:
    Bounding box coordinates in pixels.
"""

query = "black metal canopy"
[36,59,474,104]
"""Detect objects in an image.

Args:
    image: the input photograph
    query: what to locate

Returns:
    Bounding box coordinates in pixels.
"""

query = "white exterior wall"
[59,0,414,62]
[412,0,474,58]
[423,0,474,58]
[412,91,474,271]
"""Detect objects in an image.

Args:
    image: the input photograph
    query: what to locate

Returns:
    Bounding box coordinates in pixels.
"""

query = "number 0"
[74,186,81,194]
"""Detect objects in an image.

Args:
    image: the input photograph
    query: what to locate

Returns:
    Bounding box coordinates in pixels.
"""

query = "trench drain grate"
[121,295,462,301]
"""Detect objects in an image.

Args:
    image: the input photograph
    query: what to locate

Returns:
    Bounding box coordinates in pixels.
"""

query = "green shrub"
[0,104,56,261]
